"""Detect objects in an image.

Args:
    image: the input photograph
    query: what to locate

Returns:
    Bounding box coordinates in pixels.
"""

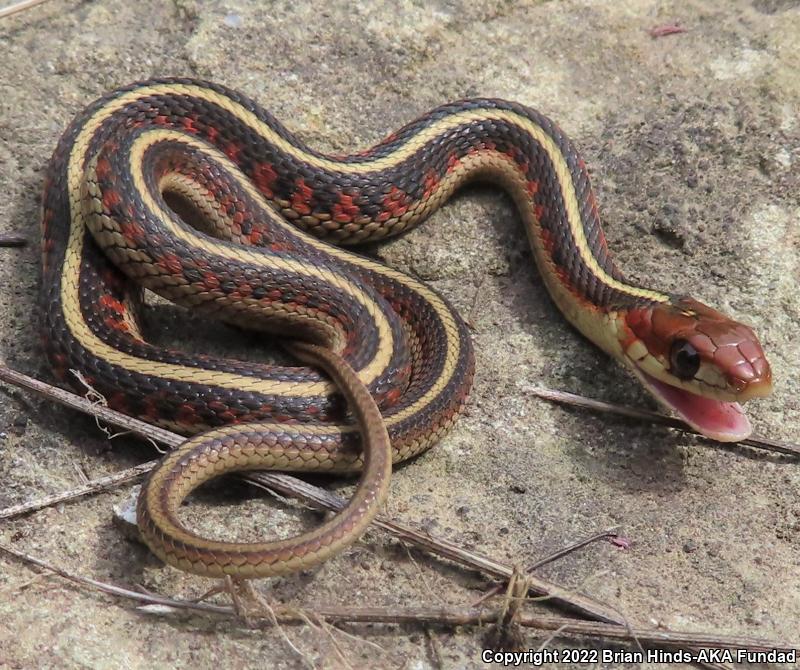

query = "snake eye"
[669,339,700,381]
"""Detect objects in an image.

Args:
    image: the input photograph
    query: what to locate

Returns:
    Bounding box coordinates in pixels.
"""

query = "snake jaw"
[630,365,753,442]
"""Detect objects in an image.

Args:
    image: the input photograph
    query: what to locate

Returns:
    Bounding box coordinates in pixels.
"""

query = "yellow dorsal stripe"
[61,85,463,423]
[60,80,663,429]
[122,129,462,425]
[124,82,666,303]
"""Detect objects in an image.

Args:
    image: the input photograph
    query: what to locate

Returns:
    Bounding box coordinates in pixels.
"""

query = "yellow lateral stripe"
[61,240,337,395]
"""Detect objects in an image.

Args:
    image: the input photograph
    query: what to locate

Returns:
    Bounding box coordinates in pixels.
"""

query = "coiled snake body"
[41,79,772,577]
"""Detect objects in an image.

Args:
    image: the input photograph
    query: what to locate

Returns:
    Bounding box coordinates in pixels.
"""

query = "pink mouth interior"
[638,371,752,442]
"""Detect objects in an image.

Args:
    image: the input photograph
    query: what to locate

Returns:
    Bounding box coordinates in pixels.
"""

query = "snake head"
[620,297,772,442]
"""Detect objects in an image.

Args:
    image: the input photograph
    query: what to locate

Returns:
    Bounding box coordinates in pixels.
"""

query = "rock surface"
[0,0,798,668]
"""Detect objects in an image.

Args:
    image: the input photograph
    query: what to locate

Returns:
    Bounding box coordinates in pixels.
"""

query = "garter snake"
[41,78,772,578]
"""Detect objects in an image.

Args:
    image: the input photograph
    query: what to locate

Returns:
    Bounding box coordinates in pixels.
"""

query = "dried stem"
[244,472,623,625]
[1,542,795,655]
[3,363,796,666]
[0,0,52,20]
[0,364,621,624]
[528,386,800,458]
[0,460,159,520]
[0,234,28,247]
[472,526,621,606]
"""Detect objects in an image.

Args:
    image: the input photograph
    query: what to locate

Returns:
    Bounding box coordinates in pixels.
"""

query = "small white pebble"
[223,13,242,28]
[774,147,792,168]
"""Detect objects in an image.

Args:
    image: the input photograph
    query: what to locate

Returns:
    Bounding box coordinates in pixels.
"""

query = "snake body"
[41,79,772,577]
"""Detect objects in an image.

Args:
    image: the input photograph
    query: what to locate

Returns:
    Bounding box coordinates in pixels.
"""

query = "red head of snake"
[619,297,772,442]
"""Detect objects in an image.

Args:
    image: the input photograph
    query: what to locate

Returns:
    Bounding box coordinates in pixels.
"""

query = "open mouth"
[633,369,752,443]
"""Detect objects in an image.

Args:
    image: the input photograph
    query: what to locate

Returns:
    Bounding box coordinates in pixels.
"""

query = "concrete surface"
[0,0,798,668]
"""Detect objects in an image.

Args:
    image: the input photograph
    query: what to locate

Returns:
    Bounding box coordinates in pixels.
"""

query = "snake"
[40,78,773,578]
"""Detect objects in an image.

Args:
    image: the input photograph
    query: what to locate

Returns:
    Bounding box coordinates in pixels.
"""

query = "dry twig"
[648,23,688,39]
[472,526,621,606]
[0,364,621,624]
[2,542,795,655]
[0,234,28,247]
[2,364,797,666]
[528,386,800,458]
[0,0,52,20]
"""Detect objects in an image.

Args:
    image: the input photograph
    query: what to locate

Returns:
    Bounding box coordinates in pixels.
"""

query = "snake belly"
[41,78,771,577]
